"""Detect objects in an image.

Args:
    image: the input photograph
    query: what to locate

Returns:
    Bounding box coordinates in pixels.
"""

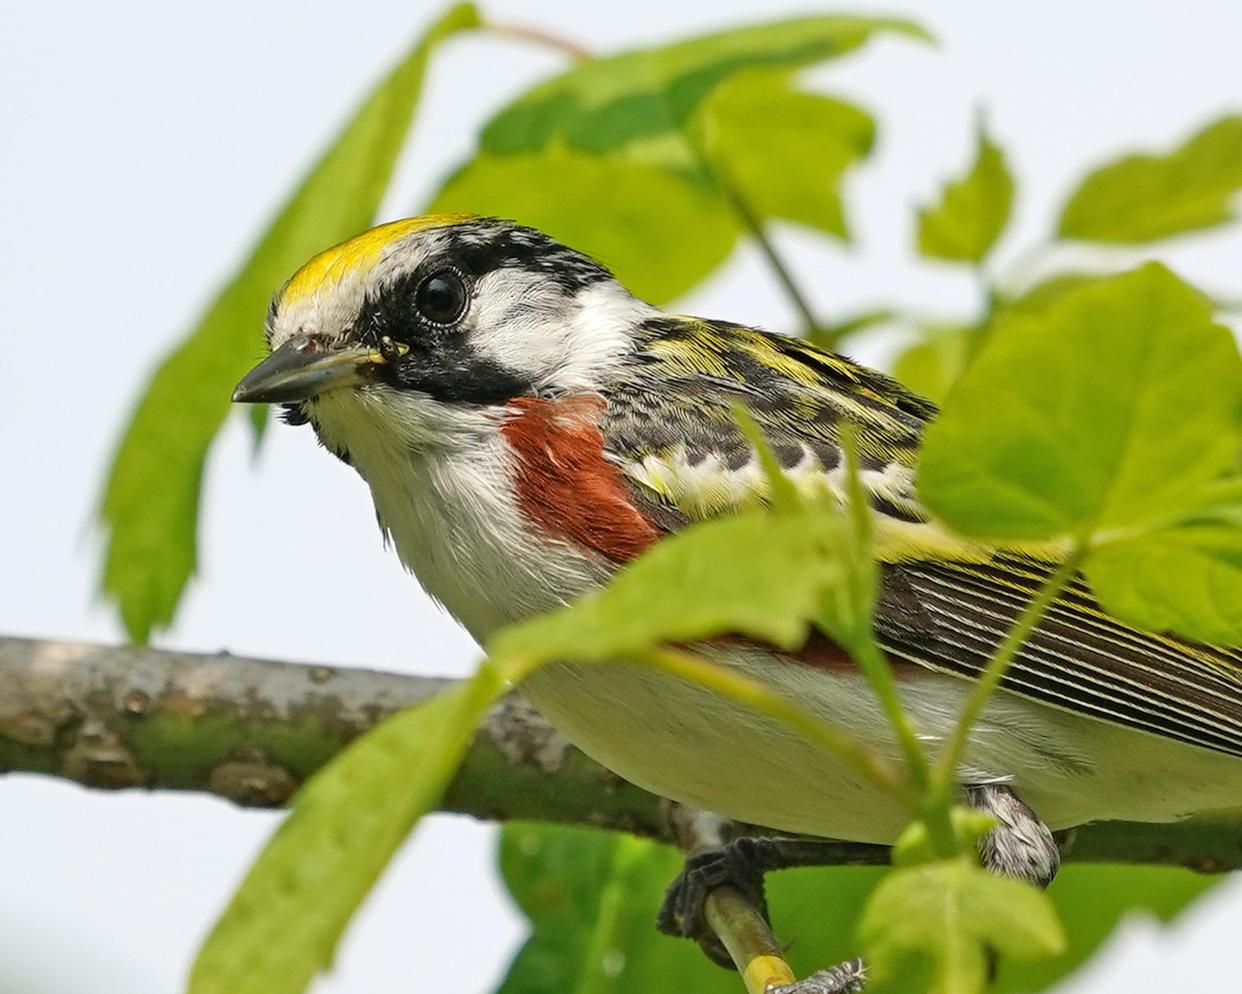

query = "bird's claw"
[657,836,776,968]
[767,959,867,994]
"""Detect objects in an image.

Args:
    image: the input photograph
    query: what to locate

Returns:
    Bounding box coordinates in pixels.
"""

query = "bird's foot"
[657,836,776,968]
[767,959,867,994]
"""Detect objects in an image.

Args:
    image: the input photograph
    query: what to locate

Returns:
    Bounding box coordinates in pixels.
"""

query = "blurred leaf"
[920,264,1242,541]
[479,15,930,161]
[768,867,887,981]
[696,69,876,240]
[428,149,738,304]
[433,15,926,302]
[861,859,1064,994]
[497,823,739,994]
[995,865,1220,992]
[191,672,504,994]
[998,273,1111,318]
[247,399,270,448]
[892,324,973,403]
[733,404,803,514]
[1058,115,1242,243]
[1086,523,1242,643]
[917,126,1014,263]
[890,276,1126,406]
[500,845,1221,994]
[892,275,1124,406]
[490,507,846,662]
[98,3,479,642]
[1002,270,1217,318]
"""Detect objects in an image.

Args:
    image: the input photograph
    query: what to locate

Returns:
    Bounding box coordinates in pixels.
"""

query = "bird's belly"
[521,646,1242,841]
[521,658,911,843]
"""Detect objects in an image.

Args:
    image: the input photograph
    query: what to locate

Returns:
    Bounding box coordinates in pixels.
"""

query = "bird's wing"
[601,315,1242,757]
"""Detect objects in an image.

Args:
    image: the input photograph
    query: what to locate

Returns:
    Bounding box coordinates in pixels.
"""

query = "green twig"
[838,427,958,855]
[838,429,934,787]
[719,178,821,334]
[684,119,820,334]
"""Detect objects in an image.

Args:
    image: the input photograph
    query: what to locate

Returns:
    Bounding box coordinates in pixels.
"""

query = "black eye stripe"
[357,266,471,345]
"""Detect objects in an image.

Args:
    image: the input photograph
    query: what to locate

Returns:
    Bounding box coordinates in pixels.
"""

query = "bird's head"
[233,215,655,452]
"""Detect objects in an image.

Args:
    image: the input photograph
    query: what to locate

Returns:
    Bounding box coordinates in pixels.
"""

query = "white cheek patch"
[466,270,569,380]
[468,272,657,394]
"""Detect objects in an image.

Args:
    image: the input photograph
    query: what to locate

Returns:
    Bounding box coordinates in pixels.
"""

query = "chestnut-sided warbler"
[233,215,1242,988]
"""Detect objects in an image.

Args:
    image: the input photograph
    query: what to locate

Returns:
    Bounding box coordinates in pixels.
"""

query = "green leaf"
[496,824,739,994]
[695,69,876,240]
[995,865,1220,993]
[1001,270,1220,322]
[917,126,1014,263]
[479,16,929,161]
[860,859,1065,994]
[490,508,845,662]
[890,276,1126,406]
[919,264,1242,541]
[1086,523,1242,643]
[191,671,504,994]
[247,400,270,448]
[892,324,973,404]
[97,3,479,642]
[498,843,1218,994]
[428,149,738,304]
[1058,115,1242,243]
[431,15,926,302]
[997,272,1110,318]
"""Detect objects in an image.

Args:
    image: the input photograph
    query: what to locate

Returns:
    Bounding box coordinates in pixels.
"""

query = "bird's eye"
[414,269,469,326]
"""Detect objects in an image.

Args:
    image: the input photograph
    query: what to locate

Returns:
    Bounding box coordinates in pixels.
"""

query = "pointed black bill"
[232,335,379,404]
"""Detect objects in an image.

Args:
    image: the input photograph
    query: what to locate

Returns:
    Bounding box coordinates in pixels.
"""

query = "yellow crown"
[281,213,475,305]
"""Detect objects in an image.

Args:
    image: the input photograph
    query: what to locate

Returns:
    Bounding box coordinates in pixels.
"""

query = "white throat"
[309,388,611,643]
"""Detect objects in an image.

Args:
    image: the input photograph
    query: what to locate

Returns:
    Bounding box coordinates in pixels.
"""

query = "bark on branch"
[2,634,1240,873]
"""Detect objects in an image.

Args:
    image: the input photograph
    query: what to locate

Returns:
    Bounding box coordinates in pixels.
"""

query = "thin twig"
[719,177,821,334]
[483,19,592,61]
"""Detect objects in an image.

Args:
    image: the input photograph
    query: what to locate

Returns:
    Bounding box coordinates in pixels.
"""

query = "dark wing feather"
[602,314,1242,757]
[879,559,1242,756]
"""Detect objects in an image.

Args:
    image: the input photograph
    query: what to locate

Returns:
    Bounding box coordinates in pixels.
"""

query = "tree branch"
[2,635,1240,874]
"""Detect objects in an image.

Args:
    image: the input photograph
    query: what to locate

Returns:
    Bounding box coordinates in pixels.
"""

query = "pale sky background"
[4,1,1242,991]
